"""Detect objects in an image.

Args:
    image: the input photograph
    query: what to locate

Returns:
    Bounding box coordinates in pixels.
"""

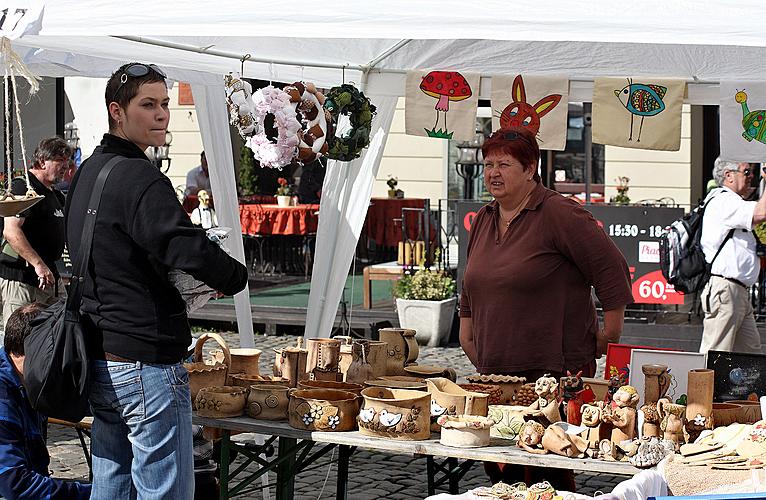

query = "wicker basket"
[184,333,230,400]
[457,383,503,405]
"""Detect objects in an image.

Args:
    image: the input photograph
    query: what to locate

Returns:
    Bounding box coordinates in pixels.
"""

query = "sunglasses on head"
[731,167,753,176]
[502,131,535,146]
[111,63,168,103]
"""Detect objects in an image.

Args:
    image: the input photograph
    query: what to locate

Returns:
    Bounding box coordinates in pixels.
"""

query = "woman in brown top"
[459,127,633,488]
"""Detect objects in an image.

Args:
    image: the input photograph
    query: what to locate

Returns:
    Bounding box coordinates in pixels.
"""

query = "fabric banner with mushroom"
[405,70,480,141]
[592,77,685,151]
[719,80,766,162]
[490,73,568,151]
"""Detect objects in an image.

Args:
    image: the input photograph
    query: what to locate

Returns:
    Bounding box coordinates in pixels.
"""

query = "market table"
[365,197,428,247]
[239,204,320,236]
[194,415,638,500]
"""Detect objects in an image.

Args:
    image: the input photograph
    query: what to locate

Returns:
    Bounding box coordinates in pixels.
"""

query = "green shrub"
[393,268,456,301]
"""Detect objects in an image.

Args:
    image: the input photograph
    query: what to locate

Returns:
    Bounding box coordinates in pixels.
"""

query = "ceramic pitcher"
[379,328,419,376]
[305,338,342,382]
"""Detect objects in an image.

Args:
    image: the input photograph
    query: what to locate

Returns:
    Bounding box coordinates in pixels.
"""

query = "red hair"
[481,127,540,179]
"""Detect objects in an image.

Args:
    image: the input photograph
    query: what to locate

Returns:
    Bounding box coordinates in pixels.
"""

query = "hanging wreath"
[323,84,376,162]
[284,81,330,164]
[247,86,301,169]
[224,73,257,138]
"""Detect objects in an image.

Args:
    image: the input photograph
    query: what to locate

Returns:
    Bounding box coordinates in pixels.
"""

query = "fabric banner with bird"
[490,73,568,151]
[719,81,766,162]
[592,77,685,151]
[405,70,480,141]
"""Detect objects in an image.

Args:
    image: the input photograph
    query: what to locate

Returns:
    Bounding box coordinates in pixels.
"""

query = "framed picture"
[604,343,676,386]
[629,348,707,407]
[707,350,766,402]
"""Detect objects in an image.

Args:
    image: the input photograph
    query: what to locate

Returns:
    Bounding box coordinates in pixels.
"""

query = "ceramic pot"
[298,380,365,396]
[457,383,503,405]
[305,338,342,382]
[195,386,247,418]
[378,328,419,376]
[273,339,308,388]
[487,405,542,441]
[247,384,290,420]
[277,195,290,207]
[358,387,430,440]
[404,364,457,381]
[229,348,262,378]
[437,415,494,448]
[365,376,428,391]
[346,340,374,384]
[426,377,489,432]
[657,398,686,448]
[184,333,230,400]
[642,364,670,404]
[396,297,457,347]
[466,375,527,405]
[686,369,715,442]
[712,402,741,427]
[730,400,762,424]
[288,389,360,431]
[231,374,289,389]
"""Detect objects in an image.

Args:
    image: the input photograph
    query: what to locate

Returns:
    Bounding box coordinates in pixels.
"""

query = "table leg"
[219,431,230,500]
[426,455,436,496]
[448,457,459,494]
[276,437,296,500]
[363,266,371,309]
[336,445,352,500]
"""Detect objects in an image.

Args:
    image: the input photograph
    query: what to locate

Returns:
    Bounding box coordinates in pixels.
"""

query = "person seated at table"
[0,303,92,499]
[184,151,211,197]
[297,159,325,204]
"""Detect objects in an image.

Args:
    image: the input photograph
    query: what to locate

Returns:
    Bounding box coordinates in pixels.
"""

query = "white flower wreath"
[247,85,302,169]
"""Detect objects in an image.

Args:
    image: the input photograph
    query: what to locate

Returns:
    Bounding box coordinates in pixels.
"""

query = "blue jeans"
[89,360,194,500]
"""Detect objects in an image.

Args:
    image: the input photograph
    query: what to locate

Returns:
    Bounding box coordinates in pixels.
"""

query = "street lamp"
[455,129,485,199]
[147,131,173,173]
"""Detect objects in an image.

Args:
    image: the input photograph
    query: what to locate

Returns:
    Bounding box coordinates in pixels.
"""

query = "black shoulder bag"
[23,156,121,422]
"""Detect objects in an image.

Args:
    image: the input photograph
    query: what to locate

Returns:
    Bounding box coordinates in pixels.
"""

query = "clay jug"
[246,384,290,421]
[379,328,419,376]
[640,364,670,438]
[657,398,686,448]
[306,338,342,382]
[273,339,308,388]
[346,340,374,384]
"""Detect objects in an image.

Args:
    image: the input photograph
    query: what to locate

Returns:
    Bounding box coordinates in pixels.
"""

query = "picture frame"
[707,350,766,402]
[628,348,707,407]
[604,343,676,386]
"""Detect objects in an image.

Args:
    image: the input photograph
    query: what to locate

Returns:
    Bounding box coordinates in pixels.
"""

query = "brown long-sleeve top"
[459,182,633,375]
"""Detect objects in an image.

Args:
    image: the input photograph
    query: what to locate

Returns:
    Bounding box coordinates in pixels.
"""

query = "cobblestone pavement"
[48,332,623,499]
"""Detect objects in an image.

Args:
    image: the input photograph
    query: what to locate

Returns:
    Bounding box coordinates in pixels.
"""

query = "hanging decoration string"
[4,66,10,196]
[10,70,34,194]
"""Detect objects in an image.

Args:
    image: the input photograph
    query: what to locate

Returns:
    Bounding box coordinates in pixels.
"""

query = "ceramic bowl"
[437,415,494,448]
[288,388,360,431]
[298,380,365,395]
[358,387,430,440]
[195,385,247,418]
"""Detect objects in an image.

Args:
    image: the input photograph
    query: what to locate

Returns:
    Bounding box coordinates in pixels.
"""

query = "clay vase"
[298,380,365,396]
[657,398,686,448]
[246,384,290,421]
[273,339,308,388]
[642,364,670,404]
[426,377,489,432]
[685,369,715,442]
[730,400,762,424]
[346,340,374,384]
[228,348,262,379]
[379,328,419,376]
[184,333,230,400]
[305,338,342,382]
[195,386,247,418]
[358,387,431,440]
[288,388,360,432]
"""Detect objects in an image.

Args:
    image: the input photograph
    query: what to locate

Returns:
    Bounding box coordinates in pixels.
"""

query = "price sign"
[587,205,685,305]
[0,1,43,40]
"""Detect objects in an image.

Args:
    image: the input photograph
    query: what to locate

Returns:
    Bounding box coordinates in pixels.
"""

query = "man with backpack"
[699,158,766,354]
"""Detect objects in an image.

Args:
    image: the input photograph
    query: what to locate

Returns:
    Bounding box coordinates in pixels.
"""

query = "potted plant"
[276,177,292,207]
[393,266,457,347]
[610,176,631,205]
[386,175,398,198]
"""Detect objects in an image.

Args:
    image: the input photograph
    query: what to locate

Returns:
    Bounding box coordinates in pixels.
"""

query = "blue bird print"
[614,78,667,142]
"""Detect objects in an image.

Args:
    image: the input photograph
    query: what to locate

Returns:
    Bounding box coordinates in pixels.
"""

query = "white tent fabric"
[304,95,398,339]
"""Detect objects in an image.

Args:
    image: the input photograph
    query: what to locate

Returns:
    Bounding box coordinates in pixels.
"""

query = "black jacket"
[67,134,247,363]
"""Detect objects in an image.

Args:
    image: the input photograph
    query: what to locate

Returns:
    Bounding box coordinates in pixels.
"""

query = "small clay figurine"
[560,370,584,425]
[528,374,560,424]
[605,375,621,405]
[542,424,588,458]
[517,420,546,455]
[580,403,603,452]
[191,189,217,229]
[603,385,639,445]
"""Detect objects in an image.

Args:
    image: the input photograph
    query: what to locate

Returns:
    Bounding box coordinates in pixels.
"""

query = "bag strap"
[65,155,123,315]
[709,228,735,266]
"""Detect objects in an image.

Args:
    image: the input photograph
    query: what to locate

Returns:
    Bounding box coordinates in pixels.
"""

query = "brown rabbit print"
[497,75,562,136]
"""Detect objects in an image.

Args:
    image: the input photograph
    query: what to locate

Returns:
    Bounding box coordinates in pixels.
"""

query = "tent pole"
[366,39,412,70]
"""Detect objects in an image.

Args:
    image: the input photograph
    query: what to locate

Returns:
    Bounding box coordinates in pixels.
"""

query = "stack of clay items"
[378,328,419,376]
[676,421,766,470]
[273,338,308,388]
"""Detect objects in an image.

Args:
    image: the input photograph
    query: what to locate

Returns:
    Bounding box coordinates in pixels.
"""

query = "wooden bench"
[48,417,93,478]
[362,261,405,309]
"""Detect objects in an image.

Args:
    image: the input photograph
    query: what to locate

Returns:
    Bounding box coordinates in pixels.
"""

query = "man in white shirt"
[184,151,211,196]
[700,158,766,353]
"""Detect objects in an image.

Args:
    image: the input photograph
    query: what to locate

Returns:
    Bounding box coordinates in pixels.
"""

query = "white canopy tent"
[7,0,766,342]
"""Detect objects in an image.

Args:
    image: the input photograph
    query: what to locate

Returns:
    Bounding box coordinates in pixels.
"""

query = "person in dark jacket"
[66,62,248,499]
[0,302,91,499]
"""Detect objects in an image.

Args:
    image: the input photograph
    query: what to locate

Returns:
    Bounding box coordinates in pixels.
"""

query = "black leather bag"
[23,156,121,421]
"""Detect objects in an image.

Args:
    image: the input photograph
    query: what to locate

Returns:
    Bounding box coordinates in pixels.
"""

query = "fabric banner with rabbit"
[592,77,685,151]
[719,81,766,162]
[490,74,568,151]
[405,70,480,141]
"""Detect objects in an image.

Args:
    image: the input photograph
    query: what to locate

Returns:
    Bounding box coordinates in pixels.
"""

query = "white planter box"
[396,297,457,347]
[276,195,291,207]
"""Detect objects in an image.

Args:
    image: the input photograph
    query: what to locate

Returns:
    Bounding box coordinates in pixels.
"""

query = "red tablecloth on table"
[364,198,427,247]
[239,195,278,204]
[239,204,320,236]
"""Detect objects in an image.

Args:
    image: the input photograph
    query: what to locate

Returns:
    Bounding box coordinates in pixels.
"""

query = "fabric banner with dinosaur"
[405,70,480,141]
[592,77,685,151]
[490,74,568,151]
[719,81,766,162]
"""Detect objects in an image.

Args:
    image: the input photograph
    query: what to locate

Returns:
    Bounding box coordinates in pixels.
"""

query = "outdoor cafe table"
[364,197,428,247]
[193,415,638,500]
[239,203,320,236]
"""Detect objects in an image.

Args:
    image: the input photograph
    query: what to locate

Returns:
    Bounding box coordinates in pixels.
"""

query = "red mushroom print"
[420,71,473,139]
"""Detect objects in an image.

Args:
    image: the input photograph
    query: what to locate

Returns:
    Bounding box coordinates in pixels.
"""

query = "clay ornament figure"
[580,403,603,452]
[517,420,546,454]
[528,374,561,424]
[560,370,584,425]
[603,385,639,445]
[541,424,589,458]
[190,189,217,229]
[605,375,621,405]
